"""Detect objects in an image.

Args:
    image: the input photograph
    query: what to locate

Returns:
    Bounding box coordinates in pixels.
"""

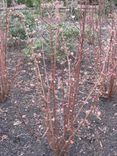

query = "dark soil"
[0,42,117,156]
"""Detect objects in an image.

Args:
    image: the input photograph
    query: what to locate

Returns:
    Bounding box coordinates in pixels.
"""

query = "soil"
[0,40,117,156]
[0,14,117,156]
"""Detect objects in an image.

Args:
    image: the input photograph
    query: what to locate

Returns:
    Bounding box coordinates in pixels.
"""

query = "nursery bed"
[0,39,117,156]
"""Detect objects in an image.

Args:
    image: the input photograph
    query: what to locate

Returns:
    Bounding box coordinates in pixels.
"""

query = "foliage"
[17,0,41,7]
[23,47,30,56]
[31,24,79,63]
[9,10,36,40]
[7,0,41,8]
[23,11,36,31]
[10,26,26,40]
[6,0,12,7]
[61,25,79,39]
[104,1,113,15]
[25,0,33,7]
[16,0,25,4]
[113,0,117,5]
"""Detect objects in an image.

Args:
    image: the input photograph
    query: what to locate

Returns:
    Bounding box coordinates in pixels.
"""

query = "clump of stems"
[33,5,98,156]
[0,27,9,102]
[0,26,22,102]
[33,1,116,155]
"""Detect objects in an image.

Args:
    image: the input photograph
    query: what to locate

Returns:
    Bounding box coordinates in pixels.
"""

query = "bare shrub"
[0,27,9,102]
[0,25,22,102]
[32,3,104,156]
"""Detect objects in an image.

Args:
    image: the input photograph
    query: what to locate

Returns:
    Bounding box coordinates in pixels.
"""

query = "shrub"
[16,0,41,8]
[10,26,26,40]
[6,0,12,7]
[25,0,33,7]
[114,0,117,5]
[0,27,22,102]
[0,28,9,102]
[16,0,25,4]
[32,10,101,155]
[31,3,117,155]
[8,10,36,40]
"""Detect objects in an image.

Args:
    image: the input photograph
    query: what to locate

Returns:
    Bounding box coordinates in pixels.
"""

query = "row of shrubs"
[7,0,40,7]
[6,0,117,8]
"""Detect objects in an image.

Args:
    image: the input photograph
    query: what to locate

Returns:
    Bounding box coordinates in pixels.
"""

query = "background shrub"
[6,0,12,7]
[7,0,40,8]
[113,0,117,5]
[16,0,25,4]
